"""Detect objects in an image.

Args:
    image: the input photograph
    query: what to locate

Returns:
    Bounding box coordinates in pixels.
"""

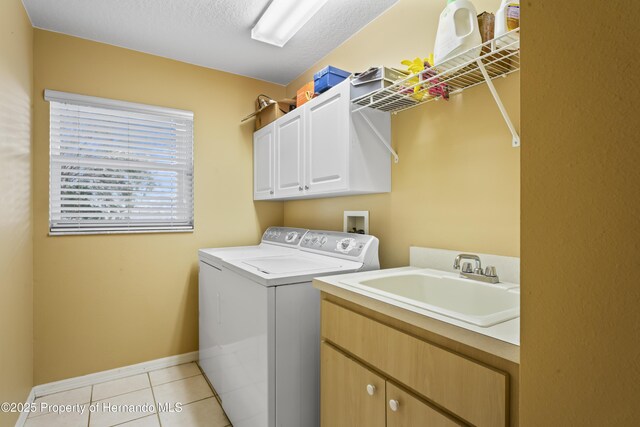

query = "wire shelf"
[352,29,520,114]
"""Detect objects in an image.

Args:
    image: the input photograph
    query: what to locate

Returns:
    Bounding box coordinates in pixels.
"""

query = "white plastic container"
[495,0,520,48]
[433,0,482,67]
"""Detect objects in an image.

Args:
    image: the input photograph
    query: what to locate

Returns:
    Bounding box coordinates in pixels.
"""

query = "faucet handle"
[484,266,498,277]
[461,262,474,273]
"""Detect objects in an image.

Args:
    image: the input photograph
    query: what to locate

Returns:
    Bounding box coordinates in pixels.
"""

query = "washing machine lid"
[199,243,295,263]
[241,255,342,274]
[221,252,364,286]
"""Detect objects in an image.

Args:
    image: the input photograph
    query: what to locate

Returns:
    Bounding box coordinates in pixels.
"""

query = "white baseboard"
[33,351,199,398]
[15,351,199,426]
[16,351,198,427]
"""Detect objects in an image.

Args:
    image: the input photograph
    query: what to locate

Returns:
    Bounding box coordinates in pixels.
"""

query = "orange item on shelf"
[296,81,315,107]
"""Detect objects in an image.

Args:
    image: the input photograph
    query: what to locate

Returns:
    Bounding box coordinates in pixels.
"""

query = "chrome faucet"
[453,254,482,273]
[453,253,499,284]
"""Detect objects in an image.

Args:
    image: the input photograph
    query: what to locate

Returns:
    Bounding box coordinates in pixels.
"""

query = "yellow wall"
[0,0,34,424]
[520,1,640,424]
[6,1,640,422]
[33,30,285,384]
[283,0,520,267]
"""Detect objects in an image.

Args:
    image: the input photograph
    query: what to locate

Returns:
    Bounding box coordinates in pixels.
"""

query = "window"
[46,90,194,235]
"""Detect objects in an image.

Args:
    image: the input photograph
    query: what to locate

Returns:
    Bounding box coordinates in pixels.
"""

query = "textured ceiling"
[22,0,398,85]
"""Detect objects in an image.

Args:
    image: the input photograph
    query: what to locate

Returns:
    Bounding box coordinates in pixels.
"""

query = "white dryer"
[198,229,379,427]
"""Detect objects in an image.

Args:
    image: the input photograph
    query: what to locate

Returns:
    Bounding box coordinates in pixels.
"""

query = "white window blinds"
[46,90,194,235]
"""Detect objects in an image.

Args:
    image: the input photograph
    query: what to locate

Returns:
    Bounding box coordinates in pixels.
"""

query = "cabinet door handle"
[298,186,303,191]
[389,399,399,412]
[269,190,274,195]
[304,185,309,190]
[366,384,376,396]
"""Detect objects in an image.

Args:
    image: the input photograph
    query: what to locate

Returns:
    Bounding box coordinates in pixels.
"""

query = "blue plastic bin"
[313,66,350,94]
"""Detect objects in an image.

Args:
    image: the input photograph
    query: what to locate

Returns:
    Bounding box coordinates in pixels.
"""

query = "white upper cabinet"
[275,107,305,198]
[253,124,275,200]
[253,80,391,201]
[305,83,350,194]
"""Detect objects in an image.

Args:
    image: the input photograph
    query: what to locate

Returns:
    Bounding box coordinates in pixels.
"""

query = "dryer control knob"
[285,232,298,243]
[336,238,356,253]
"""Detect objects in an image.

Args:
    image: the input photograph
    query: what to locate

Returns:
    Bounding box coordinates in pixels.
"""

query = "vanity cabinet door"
[386,382,463,427]
[320,342,385,427]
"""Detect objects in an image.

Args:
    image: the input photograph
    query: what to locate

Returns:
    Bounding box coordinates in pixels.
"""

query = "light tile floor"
[25,363,231,427]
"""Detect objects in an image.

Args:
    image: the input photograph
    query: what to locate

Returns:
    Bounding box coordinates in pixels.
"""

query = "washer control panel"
[262,227,308,246]
[301,230,371,257]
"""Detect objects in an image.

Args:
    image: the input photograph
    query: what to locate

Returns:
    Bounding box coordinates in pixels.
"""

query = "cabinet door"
[305,83,350,194]
[275,107,305,198]
[321,342,385,427]
[253,123,275,199]
[387,382,463,427]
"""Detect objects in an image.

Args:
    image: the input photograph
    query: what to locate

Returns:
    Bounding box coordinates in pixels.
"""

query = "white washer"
[198,229,379,427]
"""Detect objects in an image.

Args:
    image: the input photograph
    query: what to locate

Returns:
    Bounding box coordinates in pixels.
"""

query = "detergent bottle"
[495,0,520,48]
[433,0,482,67]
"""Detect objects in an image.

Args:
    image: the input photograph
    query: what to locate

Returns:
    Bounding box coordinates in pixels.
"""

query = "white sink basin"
[342,271,519,327]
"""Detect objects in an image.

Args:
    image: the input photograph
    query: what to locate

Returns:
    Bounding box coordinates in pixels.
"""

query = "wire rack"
[352,29,520,114]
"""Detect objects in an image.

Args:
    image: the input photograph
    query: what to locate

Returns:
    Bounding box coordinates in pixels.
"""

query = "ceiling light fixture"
[252,0,330,48]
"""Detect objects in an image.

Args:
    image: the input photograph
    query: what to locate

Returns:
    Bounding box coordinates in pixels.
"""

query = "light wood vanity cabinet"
[321,299,511,427]
[322,341,460,427]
